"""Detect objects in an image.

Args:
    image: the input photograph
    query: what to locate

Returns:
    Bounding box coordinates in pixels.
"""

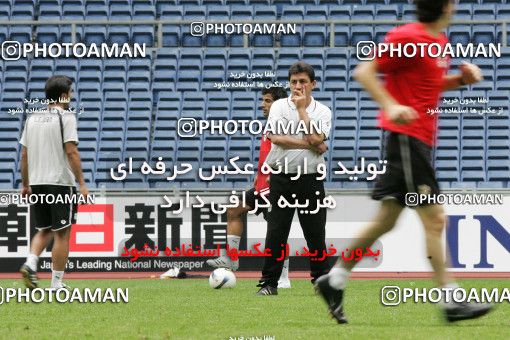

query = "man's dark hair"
[45,76,73,102]
[415,0,451,23]
[288,61,315,82]
[262,86,288,101]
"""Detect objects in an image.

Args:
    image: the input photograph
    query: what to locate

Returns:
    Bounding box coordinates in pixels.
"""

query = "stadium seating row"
[1,2,510,20]
[1,0,510,13]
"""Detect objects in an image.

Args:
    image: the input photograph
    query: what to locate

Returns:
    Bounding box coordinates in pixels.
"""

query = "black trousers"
[259,173,329,288]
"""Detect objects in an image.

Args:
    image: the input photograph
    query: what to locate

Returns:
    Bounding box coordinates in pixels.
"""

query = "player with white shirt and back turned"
[19,75,88,290]
[315,0,493,324]
[205,86,327,288]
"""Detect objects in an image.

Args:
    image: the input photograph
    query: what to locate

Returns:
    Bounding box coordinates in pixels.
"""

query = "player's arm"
[20,146,30,196]
[268,134,327,154]
[354,61,417,125]
[443,62,483,91]
[266,97,326,153]
[293,90,325,146]
[65,142,88,199]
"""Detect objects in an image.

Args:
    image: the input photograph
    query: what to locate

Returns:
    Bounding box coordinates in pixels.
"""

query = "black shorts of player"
[372,132,440,207]
[31,185,78,231]
[244,187,268,220]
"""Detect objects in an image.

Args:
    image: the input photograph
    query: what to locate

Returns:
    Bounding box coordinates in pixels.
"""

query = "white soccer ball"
[209,268,236,289]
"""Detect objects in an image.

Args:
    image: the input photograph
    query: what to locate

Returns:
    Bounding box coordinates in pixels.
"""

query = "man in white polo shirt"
[19,75,88,290]
[257,61,332,296]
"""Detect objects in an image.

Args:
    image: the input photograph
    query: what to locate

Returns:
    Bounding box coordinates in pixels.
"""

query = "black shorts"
[372,132,440,207]
[244,187,268,219]
[31,185,78,231]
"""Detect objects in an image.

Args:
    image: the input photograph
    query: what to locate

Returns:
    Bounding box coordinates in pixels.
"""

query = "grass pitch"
[0,278,508,340]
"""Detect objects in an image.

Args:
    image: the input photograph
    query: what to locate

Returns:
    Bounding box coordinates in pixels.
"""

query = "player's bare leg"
[416,204,450,287]
[20,228,53,288]
[315,200,403,323]
[416,204,493,322]
[206,205,250,271]
[51,227,71,289]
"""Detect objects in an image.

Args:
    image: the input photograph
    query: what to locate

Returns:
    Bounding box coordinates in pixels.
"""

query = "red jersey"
[255,133,271,193]
[376,22,450,146]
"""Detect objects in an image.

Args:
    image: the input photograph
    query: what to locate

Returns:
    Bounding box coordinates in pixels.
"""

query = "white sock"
[25,253,39,272]
[280,258,290,279]
[440,282,460,309]
[227,235,241,257]
[328,266,349,290]
[51,270,65,288]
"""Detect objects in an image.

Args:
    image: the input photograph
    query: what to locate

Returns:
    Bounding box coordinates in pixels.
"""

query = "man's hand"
[291,88,307,110]
[79,185,89,204]
[385,104,418,125]
[459,61,483,85]
[311,142,328,155]
[20,186,31,197]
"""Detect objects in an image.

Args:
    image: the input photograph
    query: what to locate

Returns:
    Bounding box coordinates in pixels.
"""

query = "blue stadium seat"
[133,3,155,19]
[282,5,304,19]
[9,26,32,44]
[183,5,206,20]
[160,4,183,19]
[497,5,510,19]
[304,25,327,47]
[254,6,276,19]
[376,5,398,20]
[181,23,202,47]
[281,27,302,47]
[39,3,61,18]
[84,26,107,45]
[62,3,85,19]
[132,26,154,46]
[208,5,229,19]
[473,25,496,45]
[108,26,130,44]
[36,26,60,44]
[0,3,9,21]
[329,5,350,19]
[231,92,256,120]
[351,26,373,46]
[306,5,328,19]
[334,26,349,46]
[473,4,496,20]
[448,25,471,45]
[11,4,34,20]
[455,4,472,20]
[231,5,253,19]
[402,4,415,20]
[162,26,180,47]
[352,5,374,20]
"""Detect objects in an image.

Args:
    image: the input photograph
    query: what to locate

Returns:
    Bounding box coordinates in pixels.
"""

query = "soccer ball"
[209,268,236,289]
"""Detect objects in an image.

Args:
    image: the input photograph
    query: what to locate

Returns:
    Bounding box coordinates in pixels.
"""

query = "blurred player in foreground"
[19,76,88,289]
[315,0,492,323]
[204,87,293,288]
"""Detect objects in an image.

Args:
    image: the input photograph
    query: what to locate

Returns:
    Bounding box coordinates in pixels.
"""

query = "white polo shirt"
[264,96,332,174]
[20,107,79,186]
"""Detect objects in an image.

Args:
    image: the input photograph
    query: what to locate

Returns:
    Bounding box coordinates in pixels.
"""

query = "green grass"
[0,278,508,340]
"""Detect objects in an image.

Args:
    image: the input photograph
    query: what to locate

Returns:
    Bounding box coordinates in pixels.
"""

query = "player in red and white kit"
[206,87,287,285]
[207,86,327,289]
[315,0,493,323]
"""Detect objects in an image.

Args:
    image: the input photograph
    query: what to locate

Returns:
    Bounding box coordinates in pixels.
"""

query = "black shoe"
[314,275,348,324]
[444,302,493,322]
[20,264,38,289]
[256,285,278,296]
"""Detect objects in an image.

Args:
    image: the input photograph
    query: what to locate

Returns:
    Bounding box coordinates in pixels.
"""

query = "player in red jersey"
[315,0,492,323]
[207,86,327,289]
